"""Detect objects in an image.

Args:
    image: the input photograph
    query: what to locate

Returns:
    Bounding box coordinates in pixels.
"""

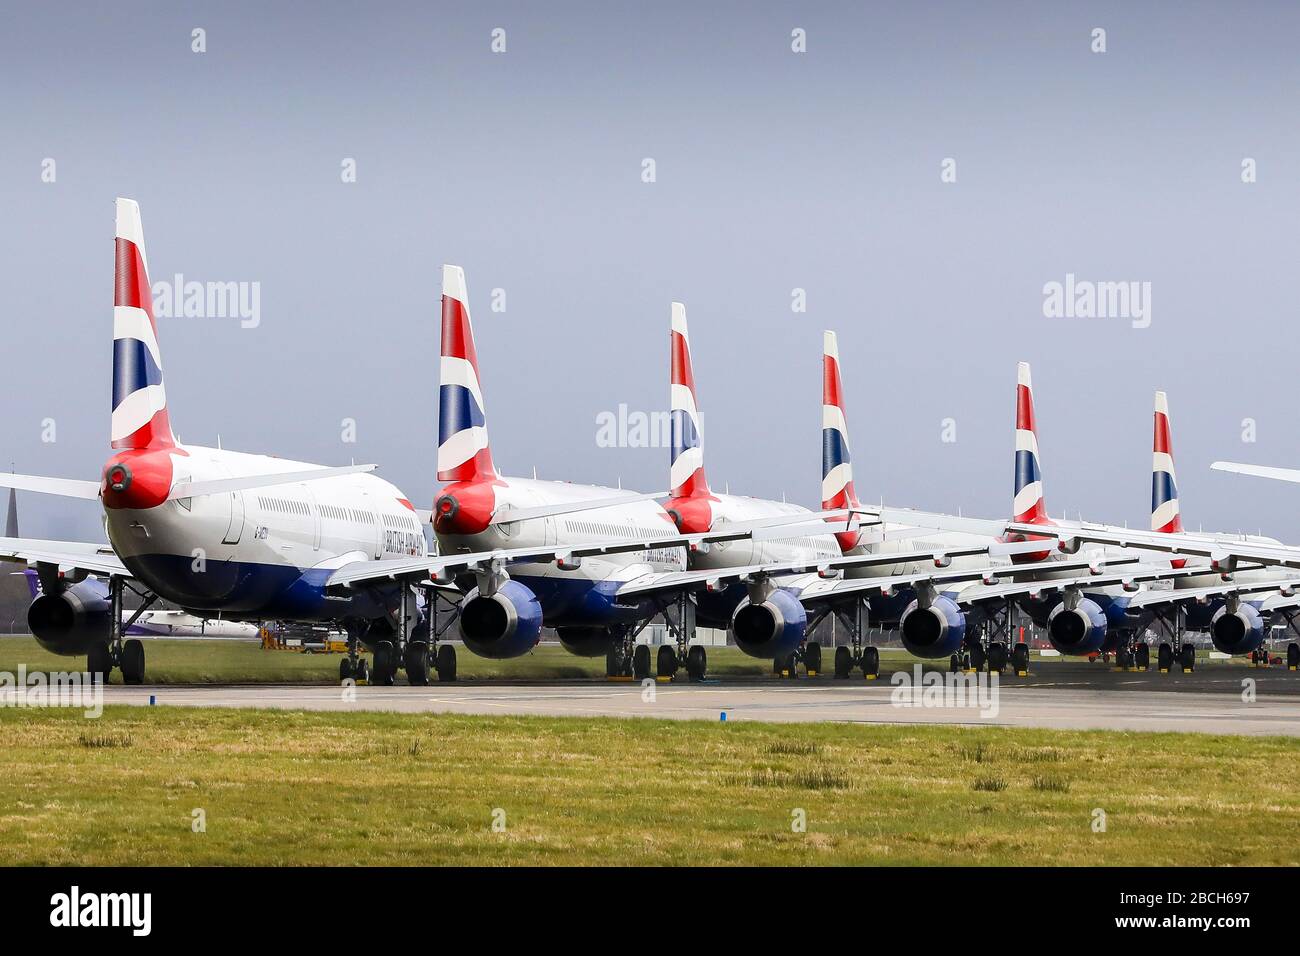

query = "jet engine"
[899,596,967,659]
[1210,603,1265,656]
[556,626,616,658]
[458,580,543,659]
[1047,597,1108,655]
[729,588,806,659]
[27,581,112,656]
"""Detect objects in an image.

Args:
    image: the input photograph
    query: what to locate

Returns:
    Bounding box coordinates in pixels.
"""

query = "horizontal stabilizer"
[491,491,668,524]
[0,473,102,500]
[1211,461,1300,484]
[168,464,378,500]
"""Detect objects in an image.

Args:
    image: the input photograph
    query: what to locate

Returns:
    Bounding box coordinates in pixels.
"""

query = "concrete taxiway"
[91,667,1300,736]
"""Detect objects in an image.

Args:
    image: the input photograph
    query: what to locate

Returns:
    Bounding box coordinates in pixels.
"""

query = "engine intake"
[1210,603,1265,656]
[28,582,112,656]
[729,588,806,660]
[1047,597,1108,655]
[900,596,967,659]
[458,580,543,659]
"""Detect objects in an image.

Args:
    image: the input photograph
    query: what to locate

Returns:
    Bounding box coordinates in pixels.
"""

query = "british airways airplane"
[0,199,440,684]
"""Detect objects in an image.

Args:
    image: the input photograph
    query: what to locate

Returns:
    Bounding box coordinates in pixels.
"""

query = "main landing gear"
[340,585,460,687]
[1113,630,1151,671]
[88,575,159,685]
[951,599,1029,677]
[651,593,708,681]
[600,621,653,680]
[820,598,878,680]
[1149,607,1194,673]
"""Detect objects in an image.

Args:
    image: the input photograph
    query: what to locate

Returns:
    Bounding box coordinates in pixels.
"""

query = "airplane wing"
[324,521,791,590]
[1210,461,1300,484]
[0,535,129,578]
[1120,577,1300,611]
[995,521,1300,574]
[948,563,1209,607]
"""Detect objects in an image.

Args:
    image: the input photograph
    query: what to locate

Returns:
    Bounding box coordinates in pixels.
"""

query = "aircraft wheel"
[405,641,430,686]
[1135,642,1150,670]
[1011,642,1030,674]
[835,646,852,679]
[968,642,986,672]
[1288,643,1299,670]
[862,645,880,679]
[632,644,651,681]
[1179,644,1196,672]
[656,644,678,679]
[803,641,822,676]
[987,642,1006,673]
[87,643,113,684]
[120,639,145,685]
[605,646,621,678]
[372,641,397,686]
[339,657,354,682]
[686,645,707,681]
[1115,647,1131,669]
[1158,642,1173,672]
[949,653,960,674]
[435,644,457,682]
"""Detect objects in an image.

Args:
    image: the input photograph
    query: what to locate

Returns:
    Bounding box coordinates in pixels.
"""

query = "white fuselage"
[105,443,422,620]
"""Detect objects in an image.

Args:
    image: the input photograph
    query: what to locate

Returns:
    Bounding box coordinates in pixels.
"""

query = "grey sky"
[2,1,1299,542]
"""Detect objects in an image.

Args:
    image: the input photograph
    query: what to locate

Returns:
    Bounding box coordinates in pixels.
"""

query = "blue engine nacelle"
[1210,603,1265,656]
[730,588,806,660]
[27,581,112,656]
[458,580,543,659]
[899,596,967,659]
[1047,597,1108,655]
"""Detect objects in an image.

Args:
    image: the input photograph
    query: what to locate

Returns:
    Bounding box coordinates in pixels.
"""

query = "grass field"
[0,706,1295,865]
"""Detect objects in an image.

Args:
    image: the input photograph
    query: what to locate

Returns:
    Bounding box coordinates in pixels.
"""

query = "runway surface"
[90,666,1300,736]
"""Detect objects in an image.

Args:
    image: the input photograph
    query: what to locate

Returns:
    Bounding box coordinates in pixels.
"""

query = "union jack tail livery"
[112,198,174,451]
[1013,361,1049,525]
[669,302,709,499]
[1151,390,1183,534]
[821,330,861,552]
[438,264,497,483]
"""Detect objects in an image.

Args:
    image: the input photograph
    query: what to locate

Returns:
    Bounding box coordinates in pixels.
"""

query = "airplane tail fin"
[1013,362,1050,524]
[5,488,17,538]
[1151,390,1184,534]
[669,302,710,499]
[822,330,861,552]
[20,569,40,599]
[437,265,497,483]
[111,198,175,451]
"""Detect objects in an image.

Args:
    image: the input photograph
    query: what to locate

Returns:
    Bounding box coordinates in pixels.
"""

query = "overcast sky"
[2,1,1299,543]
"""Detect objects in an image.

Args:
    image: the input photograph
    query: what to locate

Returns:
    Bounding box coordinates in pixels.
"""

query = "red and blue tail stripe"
[821,331,861,552]
[438,265,496,483]
[669,302,709,499]
[111,198,174,451]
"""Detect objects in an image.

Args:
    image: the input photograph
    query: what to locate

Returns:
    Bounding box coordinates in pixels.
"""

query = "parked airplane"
[317,265,842,683]
[621,323,1155,680]
[0,198,456,684]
